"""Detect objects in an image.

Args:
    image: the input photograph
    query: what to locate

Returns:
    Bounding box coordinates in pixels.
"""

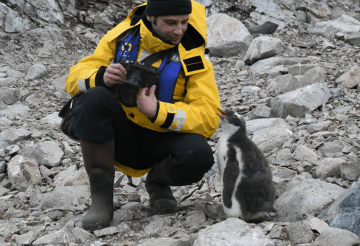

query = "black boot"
[145,159,177,214]
[81,139,115,231]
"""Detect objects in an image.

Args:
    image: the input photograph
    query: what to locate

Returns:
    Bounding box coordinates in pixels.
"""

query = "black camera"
[116,59,159,107]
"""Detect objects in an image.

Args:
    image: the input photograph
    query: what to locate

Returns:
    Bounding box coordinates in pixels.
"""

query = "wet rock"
[248,21,279,34]
[193,218,275,246]
[310,15,360,38]
[24,63,48,81]
[8,155,41,192]
[250,56,321,74]
[316,158,346,180]
[285,221,314,245]
[245,36,285,65]
[275,179,345,222]
[340,162,360,181]
[335,65,360,88]
[207,14,253,57]
[270,83,331,118]
[314,227,360,246]
[19,140,64,167]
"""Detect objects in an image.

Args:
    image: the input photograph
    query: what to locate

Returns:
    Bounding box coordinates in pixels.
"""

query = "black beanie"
[145,0,192,16]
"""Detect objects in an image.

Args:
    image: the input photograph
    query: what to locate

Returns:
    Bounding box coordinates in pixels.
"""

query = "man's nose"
[174,24,182,35]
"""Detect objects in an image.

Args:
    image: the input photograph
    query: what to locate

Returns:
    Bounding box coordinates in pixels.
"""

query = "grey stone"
[116,222,131,234]
[0,186,9,196]
[186,211,206,227]
[0,77,16,87]
[248,21,279,34]
[144,215,166,234]
[309,217,329,234]
[137,238,178,246]
[0,128,32,144]
[6,70,24,78]
[71,227,92,243]
[270,83,331,118]
[322,39,335,50]
[335,65,360,88]
[293,145,319,161]
[18,140,64,167]
[340,162,360,181]
[194,0,212,7]
[207,14,253,57]
[32,230,71,245]
[15,230,38,245]
[193,218,275,246]
[51,75,67,92]
[26,0,64,25]
[250,56,321,74]
[275,179,345,222]
[0,161,6,173]
[24,63,48,81]
[310,15,360,38]
[94,227,119,237]
[318,141,344,157]
[308,121,333,134]
[0,3,31,33]
[245,36,285,65]
[251,105,271,119]
[112,210,134,224]
[54,166,89,186]
[268,225,288,239]
[7,155,41,192]
[334,105,352,114]
[316,158,346,180]
[275,149,293,162]
[287,64,319,76]
[41,112,62,126]
[0,105,31,118]
[0,222,20,240]
[241,86,260,94]
[314,227,360,246]
[0,88,21,104]
[346,32,360,46]
[121,201,140,211]
[285,221,314,245]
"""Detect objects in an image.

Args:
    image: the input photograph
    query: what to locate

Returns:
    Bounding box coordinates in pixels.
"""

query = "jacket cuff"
[95,66,115,91]
[152,101,175,128]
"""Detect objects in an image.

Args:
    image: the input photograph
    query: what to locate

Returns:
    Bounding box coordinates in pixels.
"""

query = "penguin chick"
[216,108,276,222]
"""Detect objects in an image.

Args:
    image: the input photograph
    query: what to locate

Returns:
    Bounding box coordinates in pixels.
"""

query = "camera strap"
[140,47,175,65]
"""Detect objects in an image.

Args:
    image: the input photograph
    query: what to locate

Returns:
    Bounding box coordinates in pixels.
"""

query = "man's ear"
[146,15,152,22]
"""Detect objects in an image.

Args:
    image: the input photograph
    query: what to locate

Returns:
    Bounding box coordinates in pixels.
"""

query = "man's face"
[146,15,189,45]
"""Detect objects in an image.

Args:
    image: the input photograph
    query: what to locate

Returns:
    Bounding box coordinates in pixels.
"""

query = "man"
[65,0,220,231]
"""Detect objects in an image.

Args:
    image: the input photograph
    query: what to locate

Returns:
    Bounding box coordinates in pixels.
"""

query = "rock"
[0,3,31,33]
[51,75,67,92]
[94,227,119,237]
[241,86,260,94]
[314,227,360,246]
[287,64,319,76]
[285,221,314,245]
[275,149,293,162]
[245,36,285,65]
[0,222,20,240]
[270,83,331,118]
[251,105,271,119]
[293,145,319,161]
[18,140,64,167]
[32,230,71,245]
[193,218,275,246]
[275,179,345,221]
[54,166,89,186]
[24,63,48,81]
[0,161,6,173]
[121,202,140,211]
[112,210,134,224]
[322,39,335,50]
[307,121,333,134]
[186,211,206,227]
[250,56,321,74]
[137,238,178,246]
[0,128,32,144]
[0,77,16,87]
[26,0,65,25]
[0,105,31,118]
[30,185,90,210]
[268,224,288,240]
[310,15,360,38]
[41,112,62,126]
[346,32,360,46]
[247,118,292,135]
[7,155,41,192]
[309,217,329,234]
[335,65,360,88]
[207,14,253,57]
[316,158,346,180]
[144,215,166,234]
[15,230,38,245]
[318,141,344,157]
[248,21,279,34]
[340,162,360,181]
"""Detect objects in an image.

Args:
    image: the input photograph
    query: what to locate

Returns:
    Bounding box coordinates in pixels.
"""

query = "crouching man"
[65,0,220,231]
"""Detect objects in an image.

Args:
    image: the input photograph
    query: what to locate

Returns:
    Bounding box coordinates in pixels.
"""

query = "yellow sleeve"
[153,60,221,138]
[65,34,117,97]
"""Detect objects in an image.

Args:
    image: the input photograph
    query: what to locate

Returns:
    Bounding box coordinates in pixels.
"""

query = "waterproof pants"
[73,87,214,185]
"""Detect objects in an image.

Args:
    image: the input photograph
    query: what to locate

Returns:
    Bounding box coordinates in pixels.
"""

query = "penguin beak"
[217,108,230,118]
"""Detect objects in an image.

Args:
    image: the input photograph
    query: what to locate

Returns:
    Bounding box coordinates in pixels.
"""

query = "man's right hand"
[103,64,128,87]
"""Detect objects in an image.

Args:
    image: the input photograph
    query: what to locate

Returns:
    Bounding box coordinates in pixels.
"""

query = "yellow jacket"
[65,0,221,176]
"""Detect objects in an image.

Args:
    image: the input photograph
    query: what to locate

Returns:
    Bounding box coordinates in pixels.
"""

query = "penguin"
[216,108,277,222]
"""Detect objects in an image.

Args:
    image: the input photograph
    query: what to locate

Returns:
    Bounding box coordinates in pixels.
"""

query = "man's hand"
[103,64,127,86]
[137,85,158,119]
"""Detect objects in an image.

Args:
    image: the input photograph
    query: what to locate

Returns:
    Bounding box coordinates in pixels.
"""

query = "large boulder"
[270,83,331,118]
[207,14,253,57]
[310,15,360,38]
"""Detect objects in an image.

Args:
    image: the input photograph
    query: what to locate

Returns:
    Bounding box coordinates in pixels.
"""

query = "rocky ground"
[1,0,360,245]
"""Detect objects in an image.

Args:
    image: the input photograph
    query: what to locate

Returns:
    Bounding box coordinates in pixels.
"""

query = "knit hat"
[145,0,192,16]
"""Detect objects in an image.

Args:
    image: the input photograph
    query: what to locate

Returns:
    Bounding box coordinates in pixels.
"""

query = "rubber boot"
[81,139,115,231]
[145,159,177,214]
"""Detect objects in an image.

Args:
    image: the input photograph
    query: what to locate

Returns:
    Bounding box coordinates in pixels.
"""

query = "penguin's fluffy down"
[217,109,276,222]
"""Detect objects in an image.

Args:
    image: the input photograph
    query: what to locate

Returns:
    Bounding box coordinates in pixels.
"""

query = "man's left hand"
[137,85,158,119]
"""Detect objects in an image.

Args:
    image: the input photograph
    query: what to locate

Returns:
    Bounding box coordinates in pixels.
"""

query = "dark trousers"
[73,87,214,185]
